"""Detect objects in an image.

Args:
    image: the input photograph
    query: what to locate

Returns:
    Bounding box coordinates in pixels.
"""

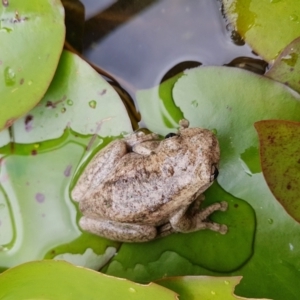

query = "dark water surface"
[80,0,258,94]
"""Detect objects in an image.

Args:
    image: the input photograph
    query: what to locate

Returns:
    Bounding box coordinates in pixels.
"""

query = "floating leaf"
[0,0,65,130]
[130,66,300,299]
[157,276,271,300]
[223,0,300,61]
[266,37,300,93]
[255,120,300,223]
[0,51,132,269]
[0,260,177,300]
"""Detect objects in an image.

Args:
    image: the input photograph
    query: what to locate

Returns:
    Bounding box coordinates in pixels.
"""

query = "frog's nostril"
[210,164,219,181]
[165,132,177,139]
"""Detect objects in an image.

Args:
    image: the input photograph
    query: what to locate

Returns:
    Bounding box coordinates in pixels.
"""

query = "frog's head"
[181,126,220,184]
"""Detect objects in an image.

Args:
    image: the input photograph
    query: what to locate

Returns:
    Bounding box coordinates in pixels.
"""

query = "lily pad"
[255,120,300,223]
[157,276,271,300]
[0,260,177,300]
[0,51,132,269]
[0,0,65,130]
[266,37,300,93]
[222,0,300,61]
[126,66,300,299]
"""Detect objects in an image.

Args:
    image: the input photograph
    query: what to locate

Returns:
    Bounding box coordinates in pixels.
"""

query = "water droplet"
[270,0,281,3]
[33,144,40,149]
[4,66,16,86]
[89,100,97,109]
[191,100,198,107]
[211,290,216,295]
[290,14,298,22]
[267,218,273,224]
[289,243,294,251]
[67,99,73,106]
[224,280,229,285]
[61,107,66,113]
[28,80,33,85]
[129,288,136,293]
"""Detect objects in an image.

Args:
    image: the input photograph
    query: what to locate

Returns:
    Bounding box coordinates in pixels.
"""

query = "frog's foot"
[157,222,175,238]
[79,216,157,243]
[179,119,190,129]
[170,201,228,235]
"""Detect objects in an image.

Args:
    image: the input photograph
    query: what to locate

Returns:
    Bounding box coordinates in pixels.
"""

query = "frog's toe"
[219,224,228,234]
[220,201,228,211]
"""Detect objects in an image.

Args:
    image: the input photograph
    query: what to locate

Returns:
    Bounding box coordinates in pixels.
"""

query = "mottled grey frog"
[71,119,227,242]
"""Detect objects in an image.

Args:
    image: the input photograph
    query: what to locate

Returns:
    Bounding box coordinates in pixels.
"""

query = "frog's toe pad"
[220,201,228,211]
[219,224,228,234]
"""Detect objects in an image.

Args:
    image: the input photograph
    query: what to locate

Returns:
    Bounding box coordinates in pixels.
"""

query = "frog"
[71,119,228,242]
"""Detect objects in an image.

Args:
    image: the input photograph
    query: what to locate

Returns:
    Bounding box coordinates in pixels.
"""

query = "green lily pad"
[157,276,271,300]
[223,0,300,61]
[266,37,300,93]
[255,120,300,223]
[0,260,177,300]
[0,0,65,131]
[123,66,300,299]
[0,51,132,270]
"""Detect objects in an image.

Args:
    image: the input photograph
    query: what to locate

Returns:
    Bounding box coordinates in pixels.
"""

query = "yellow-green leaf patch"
[255,119,300,223]
[0,0,65,130]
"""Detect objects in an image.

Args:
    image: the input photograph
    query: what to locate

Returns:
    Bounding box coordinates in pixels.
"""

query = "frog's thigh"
[79,217,157,243]
[170,202,228,234]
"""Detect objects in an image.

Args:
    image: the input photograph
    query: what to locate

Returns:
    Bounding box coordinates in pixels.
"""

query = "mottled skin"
[71,120,227,242]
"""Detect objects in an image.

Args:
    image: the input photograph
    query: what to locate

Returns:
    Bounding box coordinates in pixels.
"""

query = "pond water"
[80,0,260,95]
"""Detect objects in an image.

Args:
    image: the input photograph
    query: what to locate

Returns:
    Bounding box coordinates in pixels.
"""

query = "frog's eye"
[210,164,219,182]
[165,133,177,139]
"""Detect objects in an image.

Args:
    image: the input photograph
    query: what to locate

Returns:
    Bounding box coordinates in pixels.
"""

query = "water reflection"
[81,0,257,92]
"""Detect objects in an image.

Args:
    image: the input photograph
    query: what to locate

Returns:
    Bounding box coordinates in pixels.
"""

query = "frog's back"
[80,146,204,225]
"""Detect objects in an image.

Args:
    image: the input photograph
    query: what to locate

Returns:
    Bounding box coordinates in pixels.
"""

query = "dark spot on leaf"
[19,78,24,85]
[290,68,294,72]
[46,101,56,108]
[267,135,275,143]
[35,193,45,203]
[100,89,107,95]
[2,0,8,7]
[25,114,33,132]
[64,165,72,177]
[287,183,292,190]
[234,204,239,208]
[31,149,37,156]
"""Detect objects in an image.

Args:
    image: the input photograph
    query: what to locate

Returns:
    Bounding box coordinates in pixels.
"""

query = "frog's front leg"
[79,217,157,242]
[160,201,228,237]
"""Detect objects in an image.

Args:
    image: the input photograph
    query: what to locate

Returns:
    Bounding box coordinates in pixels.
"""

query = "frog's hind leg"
[161,201,228,237]
[79,216,157,243]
